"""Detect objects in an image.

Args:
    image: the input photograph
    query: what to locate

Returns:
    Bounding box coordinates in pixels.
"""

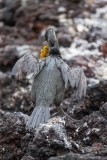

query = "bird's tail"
[26,106,50,129]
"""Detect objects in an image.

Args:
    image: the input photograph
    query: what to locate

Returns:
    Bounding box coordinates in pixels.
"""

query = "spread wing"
[12,53,46,79]
[56,59,87,99]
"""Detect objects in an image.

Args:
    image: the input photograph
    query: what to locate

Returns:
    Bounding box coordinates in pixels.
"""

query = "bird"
[12,28,87,129]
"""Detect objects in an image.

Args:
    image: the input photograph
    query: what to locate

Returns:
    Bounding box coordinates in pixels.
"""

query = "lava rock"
[100,102,107,119]
[0,72,32,117]
[49,152,107,160]
[1,110,107,159]
[0,112,28,160]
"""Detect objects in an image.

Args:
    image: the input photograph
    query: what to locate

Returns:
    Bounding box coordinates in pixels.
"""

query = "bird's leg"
[57,106,74,120]
[56,107,65,116]
[28,103,34,114]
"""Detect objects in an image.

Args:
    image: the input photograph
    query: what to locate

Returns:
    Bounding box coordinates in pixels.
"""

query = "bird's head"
[45,28,59,48]
[40,28,61,58]
[45,28,61,57]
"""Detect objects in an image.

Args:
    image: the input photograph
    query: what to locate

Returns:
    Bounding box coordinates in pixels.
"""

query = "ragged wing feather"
[56,59,87,99]
[12,53,46,79]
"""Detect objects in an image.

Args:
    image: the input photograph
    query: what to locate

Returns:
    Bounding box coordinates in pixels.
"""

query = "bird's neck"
[48,38,59,48]
[49,47,61,57]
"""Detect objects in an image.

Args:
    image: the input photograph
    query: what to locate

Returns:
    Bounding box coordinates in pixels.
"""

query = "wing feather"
[56,59,87,99]
[12,53,46,79]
